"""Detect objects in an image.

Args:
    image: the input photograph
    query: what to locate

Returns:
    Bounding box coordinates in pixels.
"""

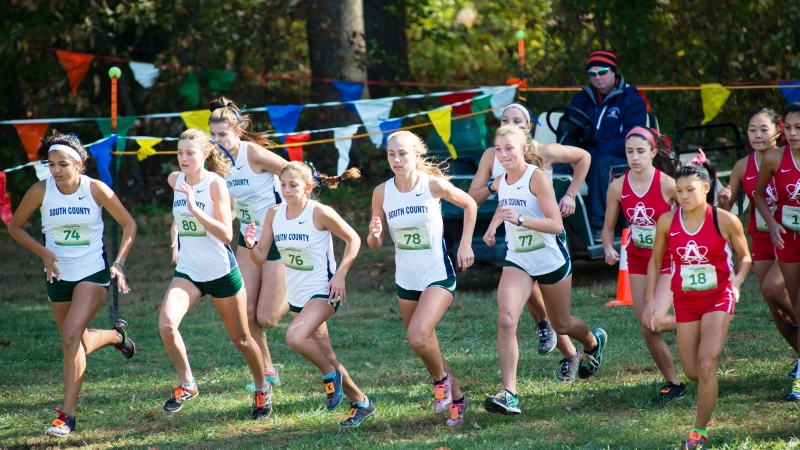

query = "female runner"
[468,103,591,381]
[483,125,607,415]
[754,101,800,401]
[601,127,683,403]
[246,162,375,427]
[718,107,797,368]
[645,152,750,449]
[368,130,477,427]
[8,131,137,437]
[159,128,271,420]
[208,97,288,390]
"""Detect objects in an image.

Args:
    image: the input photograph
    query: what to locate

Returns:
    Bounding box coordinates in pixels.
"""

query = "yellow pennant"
[700,83,731,125]
[135,138,162,161]
[428,106,457,159]
[179,109,211,133]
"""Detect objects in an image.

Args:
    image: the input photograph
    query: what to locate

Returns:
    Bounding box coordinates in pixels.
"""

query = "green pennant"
[471,94,492,149]
[201,70,236,92]
[179,72,200,107]
[96,116,137,151]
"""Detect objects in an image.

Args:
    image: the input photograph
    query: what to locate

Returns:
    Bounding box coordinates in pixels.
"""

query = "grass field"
[1,223,800,449]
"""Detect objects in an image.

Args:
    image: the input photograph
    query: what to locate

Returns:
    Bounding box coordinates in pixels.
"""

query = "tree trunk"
[305,0,369,103]
[364,0,410,98]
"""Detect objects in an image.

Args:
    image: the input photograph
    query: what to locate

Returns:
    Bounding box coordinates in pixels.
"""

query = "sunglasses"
[587,67,611,77]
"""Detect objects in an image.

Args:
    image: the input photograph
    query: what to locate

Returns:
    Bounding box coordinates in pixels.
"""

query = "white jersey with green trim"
[383,174,455,292]
[225,141,280,237]
[272,200,336,308]
[498,164,568,276]
[173,172,237,282]
[40,175,107,281]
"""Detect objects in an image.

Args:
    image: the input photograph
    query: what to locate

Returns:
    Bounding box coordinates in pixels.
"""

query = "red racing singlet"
[621,169,672,267]
[742,152,778,238]
[772,145,800,236]
[668,205,733,300]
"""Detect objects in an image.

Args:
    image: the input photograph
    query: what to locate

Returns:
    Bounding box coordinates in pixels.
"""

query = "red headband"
[689,148,707,165]
[626,126,656,149]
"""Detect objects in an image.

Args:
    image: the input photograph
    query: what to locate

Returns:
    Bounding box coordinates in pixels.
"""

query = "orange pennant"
[13,123,49,161]
[56,50,94,94]
[285,132,310,162]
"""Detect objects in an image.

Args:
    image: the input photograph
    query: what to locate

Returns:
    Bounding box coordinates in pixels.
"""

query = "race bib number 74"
[53,223,90,246]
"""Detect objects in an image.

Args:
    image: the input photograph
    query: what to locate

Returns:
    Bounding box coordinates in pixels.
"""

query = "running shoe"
[683,430,707,449]
[557,351,581,382]
[113,319,135,359]
[651,382,686,404]
[788,379,800,401]
[324,369,343,410]
[246,369,282,391]
[578,328,607,379]
[433,372,453,415]
[484,389,520,415]
[164,384,199,413]
[446,394,469,427]
[536,319,556,355]
[788,361,799,379]
[45,408,75,438]
[339,398,377,427]
[252,387,273,420]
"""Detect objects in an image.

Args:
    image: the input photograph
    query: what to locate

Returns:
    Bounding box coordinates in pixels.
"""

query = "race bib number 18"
[174,211,207,237]
[680,264,718,291]
[53,223,90,246]
[510,225,546,253]
[279,247,314,271]
[235,201,260,226]
[756,206,776,232]
[631,225,655,249]
[782,205,800,232]
[394,224,432,250]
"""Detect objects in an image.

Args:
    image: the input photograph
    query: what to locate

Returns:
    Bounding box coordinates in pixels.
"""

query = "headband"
[49,144,82,162]
[211,140,236,164]
[501,104,531,124]
[689,148,707,165]
[626,126,657,149]
[210,102,243,124]
[305,161,322,186]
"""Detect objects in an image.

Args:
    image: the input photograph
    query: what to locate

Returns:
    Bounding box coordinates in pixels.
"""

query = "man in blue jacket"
[568,50,647,239]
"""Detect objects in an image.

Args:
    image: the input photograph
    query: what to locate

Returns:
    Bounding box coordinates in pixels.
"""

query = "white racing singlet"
[498,164,569,276]
[272,200,336,308]
[41,175,107,281]
[383,174,455,292]
[173,172,237,281]
[225,141,280,237]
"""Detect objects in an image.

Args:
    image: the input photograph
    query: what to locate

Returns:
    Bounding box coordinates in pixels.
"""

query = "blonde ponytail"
[281,161,360,198]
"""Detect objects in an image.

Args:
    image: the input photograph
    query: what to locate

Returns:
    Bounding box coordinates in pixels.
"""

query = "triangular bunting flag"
[135,138,162,161]
[88,135,118,186]
[428,106,457,159]
[266,105,305,142]
[333,124,360,176]
[701,83,731,125]
[34,162,51,180]
[285,132,310,162]
[440,92,478,115]
[201,70,237,92]
[481,86,517,119]
[379,118,404,149]
[0,172,13,225]
[354,98,396,147]
[777,80,800,104]
[13,123,49,161]
[332,81,365,113]
[129,61,161,88]
[179,110,212,133]
[179,72,201,108]
[96,116,137,151]
[471,94,492,149]
[56,50,94,94]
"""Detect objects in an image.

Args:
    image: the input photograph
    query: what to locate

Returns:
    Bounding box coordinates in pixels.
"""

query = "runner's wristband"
[112,261,126,269]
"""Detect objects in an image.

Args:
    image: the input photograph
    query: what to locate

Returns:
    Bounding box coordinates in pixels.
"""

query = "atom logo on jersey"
[787,182,800,202]
[627,202,656,226]
[676,240,709,264]
[752,185,778,207]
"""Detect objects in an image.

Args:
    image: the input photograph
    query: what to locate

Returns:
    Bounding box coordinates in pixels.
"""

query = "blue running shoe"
[339,397,376,427]
[537,319,556,355]
[246,369,281,391]
[578,328,607,379]
[788,379,800,401]
[484,389,520,415]
[324,369,344,410]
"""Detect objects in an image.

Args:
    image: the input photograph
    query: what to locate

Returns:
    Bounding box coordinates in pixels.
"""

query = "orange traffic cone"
[606,228,633,306]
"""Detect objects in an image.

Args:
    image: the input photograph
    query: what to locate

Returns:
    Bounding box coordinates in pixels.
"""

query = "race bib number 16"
[782,205,800,232]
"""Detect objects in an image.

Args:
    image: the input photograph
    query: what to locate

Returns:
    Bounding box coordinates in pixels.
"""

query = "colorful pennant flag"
[777,80,800,104]
[439,92,478,115]
[0,172,13,225]
[129,62,161,88]
[481,86,517,119]
[332,81,365,113]
[179,110,212,133]
[428,106,457,159]
[179,72,200,107]
[379,118,404,149]
[89,135,118,186]
[56,50,94,94]
[13,123,49,161]
[700,83,731,125]
[34,162,51,180]
[354,98,395,147]
[471,94,492,149]
[333,124,360,176]
[201,70,237,92]
[96,116,137,151]
[135,138,162,161]
[285,132,310,162]
[266,105,305,142]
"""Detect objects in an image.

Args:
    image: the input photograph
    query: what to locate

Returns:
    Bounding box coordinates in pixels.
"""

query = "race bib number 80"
[174,211,207,237]
[53,223,90,246]
[394,224,432,250]
[680,264,718,291]
[510,225,545,253]
[279,247,314,271]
